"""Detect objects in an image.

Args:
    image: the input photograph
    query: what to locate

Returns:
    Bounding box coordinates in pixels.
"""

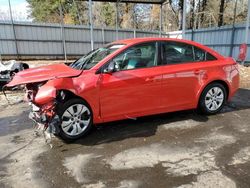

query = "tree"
[218,0,225,26]
[26,0,89,24]
[200,0,207,24]
[99,2,116,27]
[150,5,160,30]
[120,3,134,29]
[189,0,195,29]
[178,0,184,30]
[26,0,249,31]
[27,0,61,23]
[70,0,89,25]
[133,4,151,30]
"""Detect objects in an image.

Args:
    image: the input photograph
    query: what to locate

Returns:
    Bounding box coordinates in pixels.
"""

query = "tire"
[199,83,227,115]
[57,98,93,141]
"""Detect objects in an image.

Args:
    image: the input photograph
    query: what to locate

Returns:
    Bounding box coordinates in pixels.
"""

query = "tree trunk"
[195,0,201,29]
[218,0,225,27]
[200,0,207,26]
[189,0,195,29]
[178,0,184,30]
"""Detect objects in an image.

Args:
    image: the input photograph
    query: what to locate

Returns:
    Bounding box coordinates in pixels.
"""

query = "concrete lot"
[0,66,250,188]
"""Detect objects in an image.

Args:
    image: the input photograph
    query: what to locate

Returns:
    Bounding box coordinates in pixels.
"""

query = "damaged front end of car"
[24,82,61,142]
[4,63,83,142]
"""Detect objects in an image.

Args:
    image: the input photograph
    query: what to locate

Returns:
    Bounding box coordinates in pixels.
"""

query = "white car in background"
[0,60,29,84]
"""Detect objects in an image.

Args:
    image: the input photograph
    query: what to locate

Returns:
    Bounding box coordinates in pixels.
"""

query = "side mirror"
[104,61,119,73]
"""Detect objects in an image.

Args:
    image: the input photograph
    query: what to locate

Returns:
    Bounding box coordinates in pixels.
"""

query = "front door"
[99,42,163,121]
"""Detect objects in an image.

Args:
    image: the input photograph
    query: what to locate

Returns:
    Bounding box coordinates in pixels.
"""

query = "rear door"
[159,41,217,110]
[99,42,163,121]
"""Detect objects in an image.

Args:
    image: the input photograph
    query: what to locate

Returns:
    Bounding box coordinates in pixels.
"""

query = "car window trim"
[102,57,218,74]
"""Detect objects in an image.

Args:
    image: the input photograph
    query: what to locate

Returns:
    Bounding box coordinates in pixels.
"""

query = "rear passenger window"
[206,52,217,61]
[161,42,217,65]
[193,47,217,61]
[194,47,206,61]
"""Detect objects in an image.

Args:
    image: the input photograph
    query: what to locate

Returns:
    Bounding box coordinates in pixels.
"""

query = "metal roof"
[87,0,166,4]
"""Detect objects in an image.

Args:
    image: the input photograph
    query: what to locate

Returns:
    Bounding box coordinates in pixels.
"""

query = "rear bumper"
[228,66,240,100]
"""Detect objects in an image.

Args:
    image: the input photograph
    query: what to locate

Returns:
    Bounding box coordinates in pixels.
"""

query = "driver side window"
[113,42,157,71]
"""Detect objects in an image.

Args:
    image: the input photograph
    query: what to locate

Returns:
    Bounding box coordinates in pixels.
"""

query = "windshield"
[70,44,125,70]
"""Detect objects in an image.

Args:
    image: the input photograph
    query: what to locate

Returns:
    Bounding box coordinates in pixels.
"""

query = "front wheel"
[57,98,93,141]
[199,83,227,115]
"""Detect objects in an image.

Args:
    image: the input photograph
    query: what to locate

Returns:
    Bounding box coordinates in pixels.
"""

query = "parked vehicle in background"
[0,60,29,85]
[6,38,239,141]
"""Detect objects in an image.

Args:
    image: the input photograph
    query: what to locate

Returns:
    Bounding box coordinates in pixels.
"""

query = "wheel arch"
[57,89,93,114]
[197,80,230,108]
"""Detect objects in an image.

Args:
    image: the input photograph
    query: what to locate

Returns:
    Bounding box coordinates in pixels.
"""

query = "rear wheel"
[199,83,227,115]
[57,98,93,141]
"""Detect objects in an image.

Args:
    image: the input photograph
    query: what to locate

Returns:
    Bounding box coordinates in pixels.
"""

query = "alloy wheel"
[61,104,91,136]
[205,86,224,111]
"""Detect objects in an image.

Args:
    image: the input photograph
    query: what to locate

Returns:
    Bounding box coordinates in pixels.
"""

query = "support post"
[133,6,136,38]
[182,0,187,39]
[8,0,19,59]
[229,0,238,57]
[132,5,136,38]
[191,29,194,41]
[116,1,119,40]
[243,0,250,65]
[89,0,94,50]
[59,2,67,62]
[159,4,163,37]
[133,29,136,38]
[102,27,105,45]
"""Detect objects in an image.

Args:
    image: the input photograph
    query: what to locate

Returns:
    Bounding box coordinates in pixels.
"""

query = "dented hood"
[6,64,82,87]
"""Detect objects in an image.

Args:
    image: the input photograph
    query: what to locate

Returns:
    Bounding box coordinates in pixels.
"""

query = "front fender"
[34,85,57,105]
[34,73,101,124]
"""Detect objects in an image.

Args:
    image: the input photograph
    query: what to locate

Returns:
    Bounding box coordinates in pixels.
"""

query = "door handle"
[146,76,161,82]
[145,77,155,82]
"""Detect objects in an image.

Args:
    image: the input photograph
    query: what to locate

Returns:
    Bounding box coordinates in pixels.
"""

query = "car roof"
[113,37,201,46]
[111,37,224,59]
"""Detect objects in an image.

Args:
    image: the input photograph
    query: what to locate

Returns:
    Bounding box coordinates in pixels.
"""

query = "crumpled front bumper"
[28,102,60,135]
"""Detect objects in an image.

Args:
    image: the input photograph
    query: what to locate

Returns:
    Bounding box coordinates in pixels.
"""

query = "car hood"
[6,64,82,87]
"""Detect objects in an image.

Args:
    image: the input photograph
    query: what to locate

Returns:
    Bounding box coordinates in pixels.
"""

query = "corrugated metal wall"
[0,21,166,59]
[0,21,249,60]
[168,24,250,61]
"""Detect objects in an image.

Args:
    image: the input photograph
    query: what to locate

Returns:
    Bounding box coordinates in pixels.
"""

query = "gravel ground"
[240,66,250,88]
[0,63,250,188]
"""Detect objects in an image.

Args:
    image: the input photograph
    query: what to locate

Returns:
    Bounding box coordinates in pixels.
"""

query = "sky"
[0,0,31,21]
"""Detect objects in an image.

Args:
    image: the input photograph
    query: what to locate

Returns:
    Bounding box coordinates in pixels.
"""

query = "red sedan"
[7,38,239,141]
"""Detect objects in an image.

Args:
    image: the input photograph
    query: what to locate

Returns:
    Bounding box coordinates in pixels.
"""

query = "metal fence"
[179,24,250,61]
[0,21,166,60]
[0,21,249,61]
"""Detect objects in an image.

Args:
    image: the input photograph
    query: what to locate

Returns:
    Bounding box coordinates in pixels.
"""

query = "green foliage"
[27,0,61,23]
[26,0,250,31]
[100,3,116,27]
